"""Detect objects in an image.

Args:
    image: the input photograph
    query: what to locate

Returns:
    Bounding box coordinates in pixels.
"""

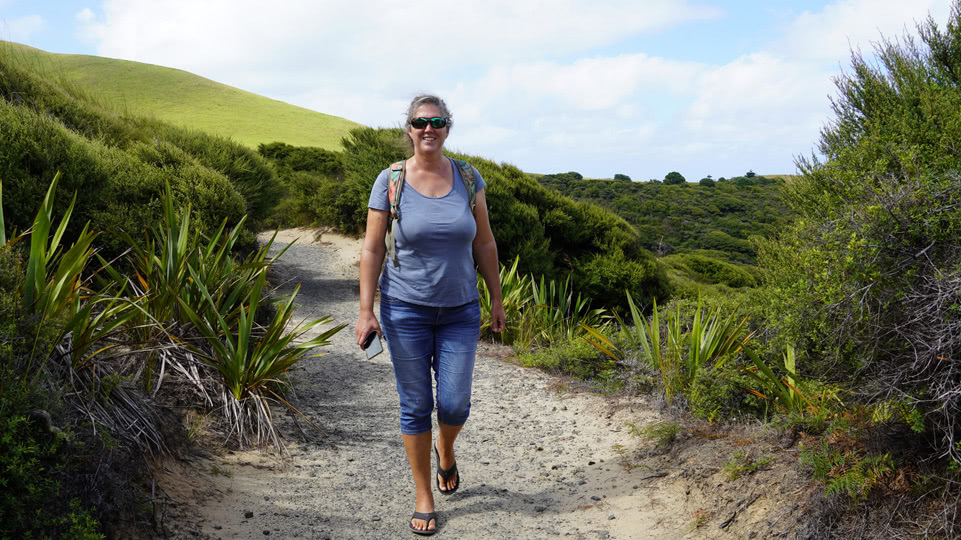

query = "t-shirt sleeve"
[472,166,487,191]
[368,168,390,211]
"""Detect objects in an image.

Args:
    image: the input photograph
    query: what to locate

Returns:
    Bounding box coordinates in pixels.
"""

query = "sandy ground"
[157,229,812,540]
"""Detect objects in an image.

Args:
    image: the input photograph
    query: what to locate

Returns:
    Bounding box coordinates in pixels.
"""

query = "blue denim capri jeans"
[380,295,480,435]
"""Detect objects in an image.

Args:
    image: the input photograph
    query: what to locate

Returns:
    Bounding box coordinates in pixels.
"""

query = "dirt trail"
[162,229,810,540]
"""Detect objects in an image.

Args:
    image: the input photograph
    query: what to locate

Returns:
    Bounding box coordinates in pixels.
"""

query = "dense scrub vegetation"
[525,7,961,537]
[0,45,279,258]
[259,134,672,311]
[0,174,343,537]
[0,46,343,537]
[759,6,961,472]
[537,172,789,263]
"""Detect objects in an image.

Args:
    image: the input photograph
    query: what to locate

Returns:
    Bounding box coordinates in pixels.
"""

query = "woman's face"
[408,104,449,155]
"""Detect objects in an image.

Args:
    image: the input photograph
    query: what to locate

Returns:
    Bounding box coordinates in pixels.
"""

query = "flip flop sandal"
[434,444,460,495]
[409,511,437,536]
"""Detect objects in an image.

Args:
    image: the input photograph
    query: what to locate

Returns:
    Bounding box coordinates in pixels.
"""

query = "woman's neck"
[412,151,447,172]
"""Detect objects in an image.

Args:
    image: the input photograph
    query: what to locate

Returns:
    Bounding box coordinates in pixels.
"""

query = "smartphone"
[363,332,383,360]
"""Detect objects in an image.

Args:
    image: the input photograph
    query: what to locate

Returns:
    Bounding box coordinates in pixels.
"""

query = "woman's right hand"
[355,310,382,349]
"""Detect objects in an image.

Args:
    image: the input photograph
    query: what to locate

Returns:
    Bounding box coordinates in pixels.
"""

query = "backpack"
[385,158,477,268]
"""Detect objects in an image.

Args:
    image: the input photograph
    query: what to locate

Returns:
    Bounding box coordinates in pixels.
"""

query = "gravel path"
[189,230,696,540]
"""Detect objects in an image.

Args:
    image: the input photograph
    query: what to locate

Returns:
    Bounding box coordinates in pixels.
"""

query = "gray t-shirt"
[368,157,487,307]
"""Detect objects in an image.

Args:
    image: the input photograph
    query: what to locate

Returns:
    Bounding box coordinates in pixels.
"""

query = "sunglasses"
[410,117,449,129]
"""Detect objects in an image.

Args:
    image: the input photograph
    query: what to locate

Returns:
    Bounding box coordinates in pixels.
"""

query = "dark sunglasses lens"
[429,117,448,128]
[411,118,429,129]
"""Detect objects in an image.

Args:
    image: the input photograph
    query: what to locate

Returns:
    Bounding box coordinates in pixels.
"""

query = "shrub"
[699,230,755,258]
[537,173,788,264]
[0,94,246,259]
[664,171,685,184]
[0,244,104,538]
[258,141,343,175]
[688,365,762,421]
[663,253,757,288]
[142,121,281,228]
[517,334,618,383]
[0,369,104,540]
[758,4,961,461]
[575,249,671,312]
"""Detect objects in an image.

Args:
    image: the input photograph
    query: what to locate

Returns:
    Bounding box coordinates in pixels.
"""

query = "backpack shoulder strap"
[453,159,476,212]
[387,160,406,220]
[386,160,406,268]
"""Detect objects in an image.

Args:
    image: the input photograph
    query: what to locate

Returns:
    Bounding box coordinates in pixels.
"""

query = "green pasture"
[2,41,359,150]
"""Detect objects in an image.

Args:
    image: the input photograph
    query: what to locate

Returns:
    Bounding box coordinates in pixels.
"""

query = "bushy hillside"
[537,173,791,264]
[2,41,358,150]
[259,133,672,310]
[0,43,282,256]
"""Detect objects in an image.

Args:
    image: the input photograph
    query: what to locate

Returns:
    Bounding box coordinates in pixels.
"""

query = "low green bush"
[146,121,280,227]
[0,99,248,258]
[663,253,757,288]
[259,141,343,175]
[575,249,671,313]
[516,335,618,383]
[687,365,763,422]
[0,369,101,540]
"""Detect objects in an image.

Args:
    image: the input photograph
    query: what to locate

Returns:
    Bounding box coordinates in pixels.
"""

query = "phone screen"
[364,332,383,360]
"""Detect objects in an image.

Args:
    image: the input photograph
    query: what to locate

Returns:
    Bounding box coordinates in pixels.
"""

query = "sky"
[0,0,954,181]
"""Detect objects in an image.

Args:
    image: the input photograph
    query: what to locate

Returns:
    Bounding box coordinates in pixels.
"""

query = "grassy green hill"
[2,41,359,149]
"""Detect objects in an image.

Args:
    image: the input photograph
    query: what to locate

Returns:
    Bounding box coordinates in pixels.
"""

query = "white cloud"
[2,14,45,42]
[69,0,959,181]
[75,8,95,23]
[501,55,702,110]
[87,0,719,87]
[685,53,829,141]
[780,0,952,61]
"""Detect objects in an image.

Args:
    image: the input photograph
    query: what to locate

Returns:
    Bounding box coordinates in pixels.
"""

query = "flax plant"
[62,287,137,370]
[115,182,197,384]
[684,296,754,384]
[743,345,825,417]
[663,303,685,401]
[116,181,288,389]
[585,292,752,403]
[478,256,532,343]
[178,267,346,449]
[4,173,101,376]
[582,292,678,398]
[21,172,98,324]
[529,274,607,344]
[580,292,656,364]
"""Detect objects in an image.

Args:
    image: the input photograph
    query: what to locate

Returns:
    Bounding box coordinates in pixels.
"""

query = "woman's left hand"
[489,299,507,333]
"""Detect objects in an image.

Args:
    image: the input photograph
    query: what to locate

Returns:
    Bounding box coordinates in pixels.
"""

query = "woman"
[355,94,507,535]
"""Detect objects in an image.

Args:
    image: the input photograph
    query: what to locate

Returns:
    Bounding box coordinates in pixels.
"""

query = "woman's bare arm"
[472,190,506,333]
[356,208,389,346]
